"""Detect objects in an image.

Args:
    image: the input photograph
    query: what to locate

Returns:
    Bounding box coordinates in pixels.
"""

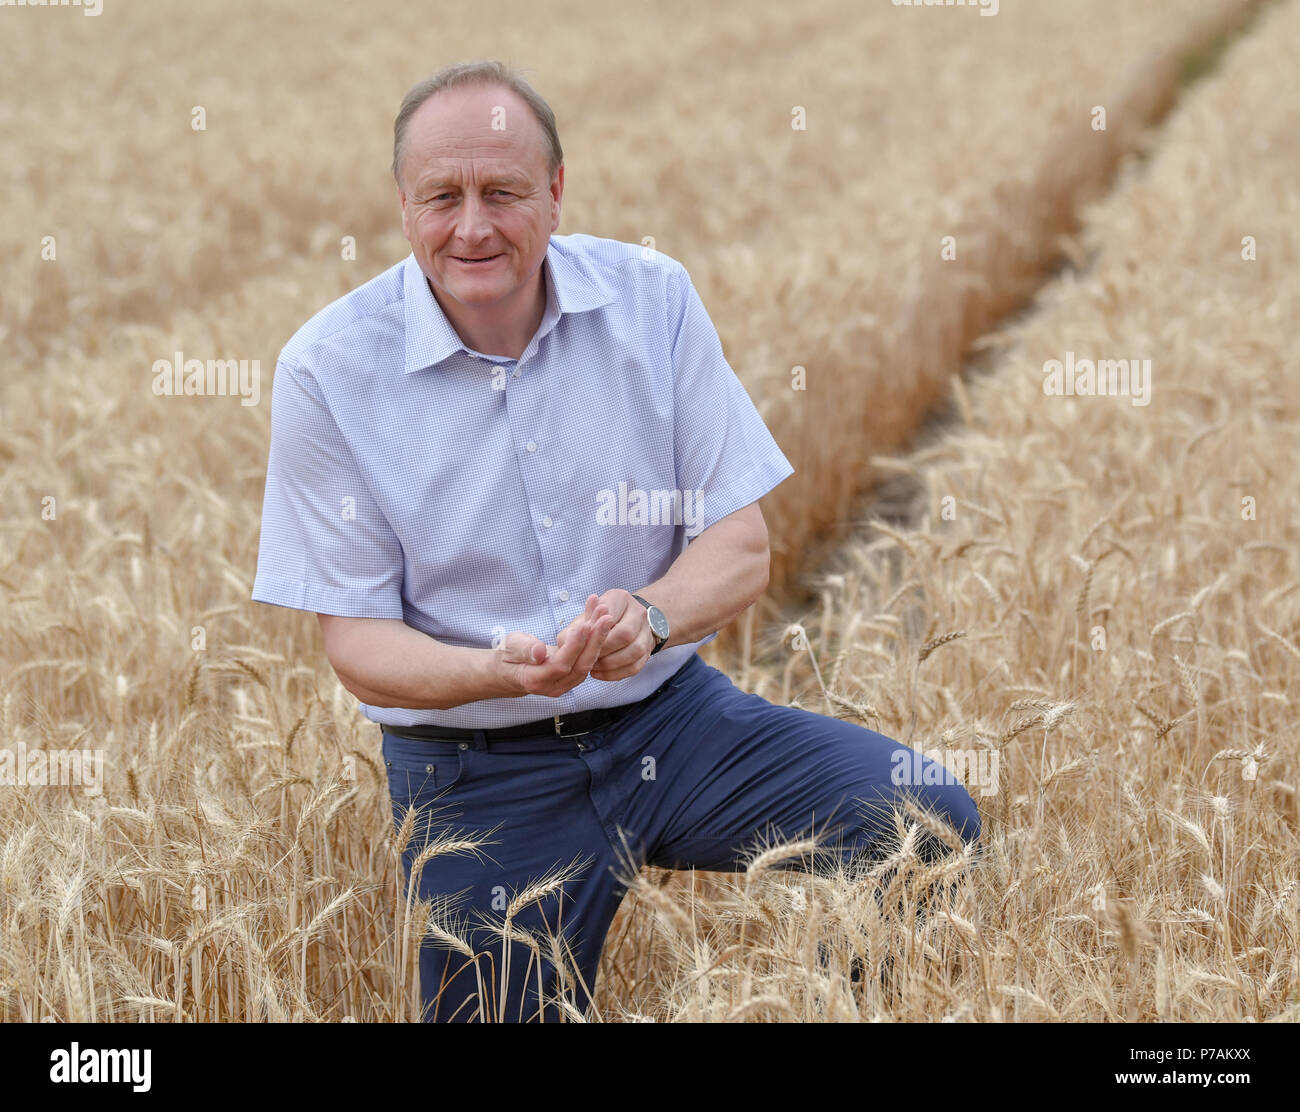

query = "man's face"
[397,84,561,316]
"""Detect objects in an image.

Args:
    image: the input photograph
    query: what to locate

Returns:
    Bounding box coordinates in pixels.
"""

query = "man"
[251,59,980,1022]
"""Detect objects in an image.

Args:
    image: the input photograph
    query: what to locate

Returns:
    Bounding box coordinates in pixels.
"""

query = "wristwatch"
[631,593,670,654]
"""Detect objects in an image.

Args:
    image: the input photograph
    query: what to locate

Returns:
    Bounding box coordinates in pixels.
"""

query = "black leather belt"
[379,662,685,742]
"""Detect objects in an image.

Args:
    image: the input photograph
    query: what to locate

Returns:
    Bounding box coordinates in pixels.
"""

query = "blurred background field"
[1,0,1296,1021]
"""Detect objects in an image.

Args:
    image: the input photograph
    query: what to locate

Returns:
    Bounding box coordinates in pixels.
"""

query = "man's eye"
[424,191,510,202]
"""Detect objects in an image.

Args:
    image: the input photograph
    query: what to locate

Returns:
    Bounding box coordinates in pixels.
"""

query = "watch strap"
[631,593,669,653]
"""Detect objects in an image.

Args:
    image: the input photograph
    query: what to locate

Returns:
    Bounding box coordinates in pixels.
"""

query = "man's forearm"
[324,618,512,710]
[635,507,770,650]
[323,505,770,709]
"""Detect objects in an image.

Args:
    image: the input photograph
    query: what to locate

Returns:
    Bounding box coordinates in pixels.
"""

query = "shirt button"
[541,515,553,528]
[558,590,569,602]
[512,368,521,378]
[526,440,537,452]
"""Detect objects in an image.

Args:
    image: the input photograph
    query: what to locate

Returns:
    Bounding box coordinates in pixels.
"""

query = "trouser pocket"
[382,731,470,817]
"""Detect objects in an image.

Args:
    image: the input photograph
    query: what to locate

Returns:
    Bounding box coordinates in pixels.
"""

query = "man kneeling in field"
[251,59,980,1022]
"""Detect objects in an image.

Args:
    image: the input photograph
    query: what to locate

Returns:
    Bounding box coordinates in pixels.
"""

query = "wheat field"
[1,0,1295,1022]
[616,0,1299,1022]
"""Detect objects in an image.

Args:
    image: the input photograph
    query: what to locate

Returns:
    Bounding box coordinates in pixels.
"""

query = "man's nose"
[454,191,493,242]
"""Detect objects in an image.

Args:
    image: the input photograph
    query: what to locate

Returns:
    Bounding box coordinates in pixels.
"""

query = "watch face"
[647,606,669,641]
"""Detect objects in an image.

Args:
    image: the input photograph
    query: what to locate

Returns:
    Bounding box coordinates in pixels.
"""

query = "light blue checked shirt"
[251,233,794,728]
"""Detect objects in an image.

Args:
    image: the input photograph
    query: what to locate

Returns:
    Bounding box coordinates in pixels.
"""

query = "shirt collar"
[403,238,615,374]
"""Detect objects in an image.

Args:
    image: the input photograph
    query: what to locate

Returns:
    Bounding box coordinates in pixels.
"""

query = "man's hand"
[588,589,655,682]
[494,595,616,698]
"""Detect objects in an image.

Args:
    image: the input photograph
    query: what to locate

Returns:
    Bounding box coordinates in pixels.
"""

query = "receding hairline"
[392,63,563,187]
[399,89,549,186]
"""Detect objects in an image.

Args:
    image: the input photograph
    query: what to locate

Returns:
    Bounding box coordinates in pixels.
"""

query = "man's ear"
[550,164,564,232]
[398,185,410,240]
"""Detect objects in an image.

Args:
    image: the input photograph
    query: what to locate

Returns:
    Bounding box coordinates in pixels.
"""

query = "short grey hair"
[392,60,563,187]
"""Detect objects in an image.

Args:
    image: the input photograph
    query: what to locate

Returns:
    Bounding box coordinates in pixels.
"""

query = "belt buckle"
[553,714,591,738]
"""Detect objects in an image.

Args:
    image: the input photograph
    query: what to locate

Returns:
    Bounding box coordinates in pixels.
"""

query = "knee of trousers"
[920,781,982,860]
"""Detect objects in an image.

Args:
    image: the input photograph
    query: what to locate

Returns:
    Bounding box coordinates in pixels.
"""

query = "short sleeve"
[669,265,795,533]
[251,358,406,618]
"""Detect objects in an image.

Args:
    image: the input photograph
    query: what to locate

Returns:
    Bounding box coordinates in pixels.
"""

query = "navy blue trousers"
[382,651,980,1022]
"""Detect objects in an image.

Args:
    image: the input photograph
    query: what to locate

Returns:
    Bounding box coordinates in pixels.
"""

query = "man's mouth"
[452,253,503,265]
